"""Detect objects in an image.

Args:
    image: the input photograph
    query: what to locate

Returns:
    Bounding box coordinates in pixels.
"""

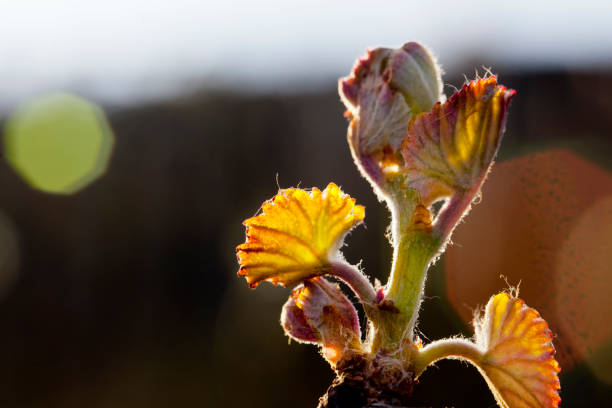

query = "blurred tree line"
[0,70,610,407]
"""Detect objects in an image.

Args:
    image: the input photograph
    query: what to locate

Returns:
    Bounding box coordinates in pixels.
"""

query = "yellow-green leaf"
[402,76,515,205]
[475,292,561,408]
[236,183,365,288]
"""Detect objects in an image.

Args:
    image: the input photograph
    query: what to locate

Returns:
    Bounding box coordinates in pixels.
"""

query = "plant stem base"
[318,352,417,408]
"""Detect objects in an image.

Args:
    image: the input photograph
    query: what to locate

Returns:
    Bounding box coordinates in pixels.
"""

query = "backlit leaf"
[445,149,612,370]
[402,77,515,205]
[236,183,365,288]
[474,292,561,408]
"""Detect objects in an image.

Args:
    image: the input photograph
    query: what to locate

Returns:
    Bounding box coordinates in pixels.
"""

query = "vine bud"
[339,42,444,191]
[281,277,362,366]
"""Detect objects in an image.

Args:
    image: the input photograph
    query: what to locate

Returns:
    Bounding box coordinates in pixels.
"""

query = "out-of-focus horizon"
[2,0,612,110]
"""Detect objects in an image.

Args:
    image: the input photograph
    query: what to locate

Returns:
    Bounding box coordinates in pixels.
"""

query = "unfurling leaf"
[474,292,561,408]
[339,42,443,156]
[402,76,515,205]
[236,183,365,288]
[281,277,362,366]
[338,42,444,191]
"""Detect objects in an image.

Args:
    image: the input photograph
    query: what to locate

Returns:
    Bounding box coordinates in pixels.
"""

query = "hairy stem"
[434,191,473,244]
[434,170,491,245]
[384,233,435,339]
[371,187,440,350]
[330,260,377,309]
[413,338,483,378]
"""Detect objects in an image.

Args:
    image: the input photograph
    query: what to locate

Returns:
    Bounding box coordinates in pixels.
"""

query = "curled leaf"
[474,292,561,408]
[340,42,443,156]
[402,76,515,205]
[339,42,444,191]
[236,183,365,288]
[281,277,362,366]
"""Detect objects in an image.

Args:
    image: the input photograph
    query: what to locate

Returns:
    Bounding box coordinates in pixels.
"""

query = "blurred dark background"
[0,69,610,407]
[1,2,612,407]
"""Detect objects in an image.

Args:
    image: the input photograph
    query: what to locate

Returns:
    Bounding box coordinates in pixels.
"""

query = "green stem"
[369,187,441,350]
[384,232,436,337]
[374,186,481,350]
[413,338,484,378]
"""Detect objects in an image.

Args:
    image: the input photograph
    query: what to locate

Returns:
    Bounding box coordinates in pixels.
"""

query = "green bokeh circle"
[3,93,114,194]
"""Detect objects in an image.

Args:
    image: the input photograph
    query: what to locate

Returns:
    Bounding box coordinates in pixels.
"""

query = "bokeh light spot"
[556,194,612,382]
[3,93,114,194]
[444,149,612,370]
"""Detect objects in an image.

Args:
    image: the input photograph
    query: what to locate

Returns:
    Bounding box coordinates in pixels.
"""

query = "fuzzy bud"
[281,277,362,366]
[339,42,444,189]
